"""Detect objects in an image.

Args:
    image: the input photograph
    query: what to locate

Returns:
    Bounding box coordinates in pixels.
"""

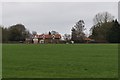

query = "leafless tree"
[93,12,114,27]
[63,34,71,41]
[32,31,37,36]
[71,20,86,43]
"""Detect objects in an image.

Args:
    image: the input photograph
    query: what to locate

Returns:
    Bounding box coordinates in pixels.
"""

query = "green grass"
[2,44,118,78]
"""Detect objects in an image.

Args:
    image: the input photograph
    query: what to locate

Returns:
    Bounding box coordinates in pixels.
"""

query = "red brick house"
[33,33,61,44]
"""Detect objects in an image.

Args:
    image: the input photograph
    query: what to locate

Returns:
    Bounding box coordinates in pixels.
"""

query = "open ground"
[2,44,118,78]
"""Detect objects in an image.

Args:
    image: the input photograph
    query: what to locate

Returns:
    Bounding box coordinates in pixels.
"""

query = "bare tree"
[63,34,71,41]
[71,20,86,43]
[51,31,59,35]
[74,20,85,34]
[32,31,37,36]
[93,12,114,27]
[90,12,115,42]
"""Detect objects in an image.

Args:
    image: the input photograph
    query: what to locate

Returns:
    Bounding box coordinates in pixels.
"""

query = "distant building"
[33,33,61,44]
[84,37,95,43]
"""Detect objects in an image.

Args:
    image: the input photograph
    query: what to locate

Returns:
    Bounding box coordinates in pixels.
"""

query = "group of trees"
[63,20,86,43]
[1,24,31,43]
[89,12,120,43]
[64,12,120,43]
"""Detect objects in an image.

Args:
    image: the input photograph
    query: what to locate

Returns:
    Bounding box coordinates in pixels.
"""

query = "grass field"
[2,44,118,78]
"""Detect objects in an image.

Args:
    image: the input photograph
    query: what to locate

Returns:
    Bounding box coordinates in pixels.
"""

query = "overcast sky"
[2,2,118,35]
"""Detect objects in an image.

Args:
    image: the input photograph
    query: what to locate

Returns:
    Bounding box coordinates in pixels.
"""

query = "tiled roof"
[35,34,61,39]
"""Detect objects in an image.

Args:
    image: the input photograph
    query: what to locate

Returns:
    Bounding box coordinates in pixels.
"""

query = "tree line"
[69,12,120,43]
[1,24,31,43]
[89,12,120,43]
[1,11,120,43]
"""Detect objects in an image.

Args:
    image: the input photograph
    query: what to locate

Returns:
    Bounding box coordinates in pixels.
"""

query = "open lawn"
[2,44,118,78]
